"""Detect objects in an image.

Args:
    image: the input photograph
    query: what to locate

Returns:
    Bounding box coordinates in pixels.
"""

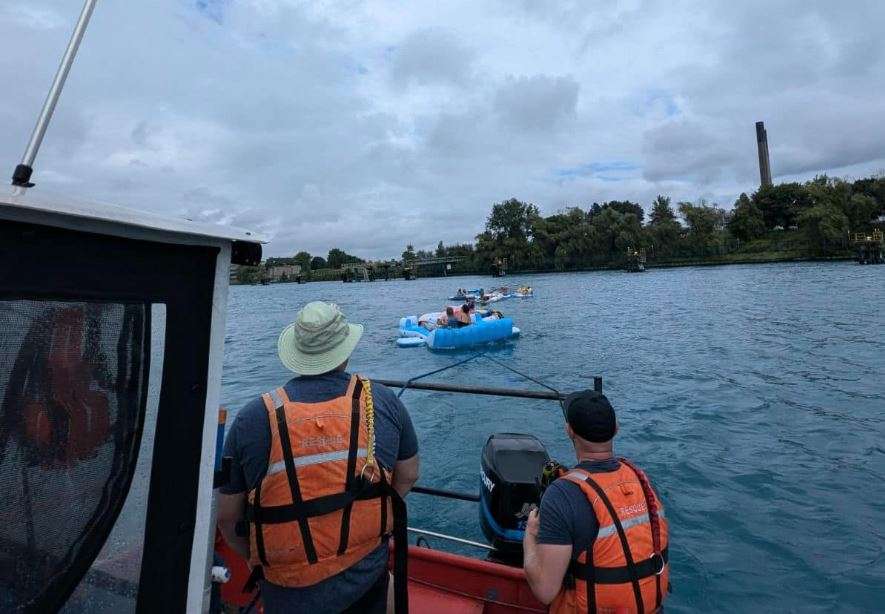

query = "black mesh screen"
[0,300,149,613]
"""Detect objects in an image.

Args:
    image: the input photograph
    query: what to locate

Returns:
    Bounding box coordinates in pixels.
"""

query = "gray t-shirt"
[537,458,621,558]
[221,371,418,613]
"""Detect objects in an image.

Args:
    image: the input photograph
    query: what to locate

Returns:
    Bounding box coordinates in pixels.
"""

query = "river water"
[221,262,884,612]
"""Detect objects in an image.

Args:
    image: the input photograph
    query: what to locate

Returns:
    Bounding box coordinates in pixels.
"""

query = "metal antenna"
[12,0,99,188]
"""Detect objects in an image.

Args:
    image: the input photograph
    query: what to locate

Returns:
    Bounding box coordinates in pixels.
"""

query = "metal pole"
[412,485,480,502]
[12,0,99,187]
[373,378,567,401]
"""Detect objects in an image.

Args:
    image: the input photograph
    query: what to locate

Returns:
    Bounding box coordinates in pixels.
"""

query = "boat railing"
[382,375,604,552]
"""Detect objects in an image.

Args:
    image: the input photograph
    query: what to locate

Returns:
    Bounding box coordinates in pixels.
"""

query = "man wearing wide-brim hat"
[218,302,419,614]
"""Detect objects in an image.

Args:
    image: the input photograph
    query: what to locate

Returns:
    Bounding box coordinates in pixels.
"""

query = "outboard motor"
[479,433,550,564]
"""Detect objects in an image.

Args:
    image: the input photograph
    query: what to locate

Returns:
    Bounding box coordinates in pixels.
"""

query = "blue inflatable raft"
[397,314,520,350]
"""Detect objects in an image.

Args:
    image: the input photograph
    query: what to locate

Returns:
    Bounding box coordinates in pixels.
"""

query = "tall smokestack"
[756,121,772,188]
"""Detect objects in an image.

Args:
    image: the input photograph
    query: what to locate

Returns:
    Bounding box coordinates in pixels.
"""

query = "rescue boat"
[0,172,579,611]
[0,6,593,611]
[213,379,604,614]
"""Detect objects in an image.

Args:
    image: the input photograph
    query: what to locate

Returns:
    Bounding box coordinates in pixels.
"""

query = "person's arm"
[214,403,266,561]
[392,453,419,497]
[523,508,572,604]
[217,492,249,559]
[390,392,419,497]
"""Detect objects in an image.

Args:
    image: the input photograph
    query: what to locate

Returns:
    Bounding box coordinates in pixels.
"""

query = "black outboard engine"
[479,433,550,564]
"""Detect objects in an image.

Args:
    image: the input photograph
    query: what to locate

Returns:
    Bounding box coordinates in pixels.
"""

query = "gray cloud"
[1,0,884,258]
[390,28,475,89]
[495,75,579,132]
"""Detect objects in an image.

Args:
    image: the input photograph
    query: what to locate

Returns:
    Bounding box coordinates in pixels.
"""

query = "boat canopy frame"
[0,189,262,613]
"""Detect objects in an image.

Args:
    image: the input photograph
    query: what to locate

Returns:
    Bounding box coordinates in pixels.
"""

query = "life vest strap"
[337,377,364,555]
[570,547,668,584]
[580,474,645,614]
[253,481,269,566]
[246,481,387,524]
[618,457,665,609]
[272,401,318,564]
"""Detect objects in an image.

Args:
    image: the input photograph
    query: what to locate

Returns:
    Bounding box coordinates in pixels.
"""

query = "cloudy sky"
[2,1,883,258]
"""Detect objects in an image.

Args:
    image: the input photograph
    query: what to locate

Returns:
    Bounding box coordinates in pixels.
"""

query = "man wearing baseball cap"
[218,302,419,613]
[523,391,670,613]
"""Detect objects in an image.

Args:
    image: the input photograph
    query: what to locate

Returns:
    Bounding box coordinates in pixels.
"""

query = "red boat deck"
[399,545,545,613]
[217,530,544,613]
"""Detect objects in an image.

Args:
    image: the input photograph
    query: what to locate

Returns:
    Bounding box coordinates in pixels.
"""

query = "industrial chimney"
[756,121,772,188]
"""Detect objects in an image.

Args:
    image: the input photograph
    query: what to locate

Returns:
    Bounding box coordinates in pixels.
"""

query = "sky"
[2,0,884,258]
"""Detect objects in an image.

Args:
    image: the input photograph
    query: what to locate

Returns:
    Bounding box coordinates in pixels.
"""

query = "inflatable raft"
[448,288,483,301]
[479,292,511,305]
[397,313,519,349]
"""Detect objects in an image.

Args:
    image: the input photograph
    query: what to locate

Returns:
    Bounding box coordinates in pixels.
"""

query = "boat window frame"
[0,217,224,613]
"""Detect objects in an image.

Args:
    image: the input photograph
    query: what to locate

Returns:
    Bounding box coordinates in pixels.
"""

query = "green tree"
[401,244,416,262]
[852,176,885,216]
[265,257,295,267]
[845,194,879,230]
[797,201,849,254]
[753,183,814,229]
[236,266,261,284]
[590,207,642,256]
[327,248,362,268]
[293,251,312,272]
[727,193,766,242]
[436,241,445,257]
[478,198,542,270]
[649,195,676,226]
[533,208,589,269]
[485,198,540,242]
[602,200,645,224]
[310,256,327,269]
[678,201,726,254]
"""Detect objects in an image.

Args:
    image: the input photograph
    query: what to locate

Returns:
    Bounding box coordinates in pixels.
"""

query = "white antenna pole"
[12,0,99,187]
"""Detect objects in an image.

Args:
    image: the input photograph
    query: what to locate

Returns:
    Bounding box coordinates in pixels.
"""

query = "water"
[221,262,885,612]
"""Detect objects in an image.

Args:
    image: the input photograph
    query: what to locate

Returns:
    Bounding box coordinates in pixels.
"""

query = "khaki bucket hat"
[277,302,363,375]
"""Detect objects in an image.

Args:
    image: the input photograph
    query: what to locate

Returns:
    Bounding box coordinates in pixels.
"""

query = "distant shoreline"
[232,252,858,285]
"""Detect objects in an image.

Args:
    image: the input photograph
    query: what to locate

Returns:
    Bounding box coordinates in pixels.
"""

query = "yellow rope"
[360,376,377,470]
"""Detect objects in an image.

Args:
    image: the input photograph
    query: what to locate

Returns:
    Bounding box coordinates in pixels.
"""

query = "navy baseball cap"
[563,391,616,442]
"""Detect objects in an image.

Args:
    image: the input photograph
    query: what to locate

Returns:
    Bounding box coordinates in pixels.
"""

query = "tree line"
[238,174,884,283]
[425,174,884,273]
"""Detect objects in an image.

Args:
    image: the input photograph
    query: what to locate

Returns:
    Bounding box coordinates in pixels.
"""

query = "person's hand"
[524,506,540,541]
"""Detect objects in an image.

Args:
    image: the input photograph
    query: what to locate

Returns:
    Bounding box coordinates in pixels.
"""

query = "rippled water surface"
[221,262,884,612]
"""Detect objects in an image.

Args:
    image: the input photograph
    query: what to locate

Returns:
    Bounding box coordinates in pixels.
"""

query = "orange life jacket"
[20,308,110,467]
[550,459,669,614]
[245,375,406,595]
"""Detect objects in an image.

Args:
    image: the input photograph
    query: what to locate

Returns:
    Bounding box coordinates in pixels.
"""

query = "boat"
[214,375,603,614]
[1,189,265,613]
[0,6,588,612]
[394,544,545,612]
[513,285,533,298]
[0,178,592,613]
[398,313,520,349]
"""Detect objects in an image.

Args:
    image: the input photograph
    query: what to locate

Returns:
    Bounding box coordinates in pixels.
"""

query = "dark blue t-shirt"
[537,458,621,559]
[221,371,418,613]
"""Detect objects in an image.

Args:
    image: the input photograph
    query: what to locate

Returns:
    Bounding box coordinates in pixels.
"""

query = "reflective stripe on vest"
[596,508,665,539]
[267,448,368,476]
